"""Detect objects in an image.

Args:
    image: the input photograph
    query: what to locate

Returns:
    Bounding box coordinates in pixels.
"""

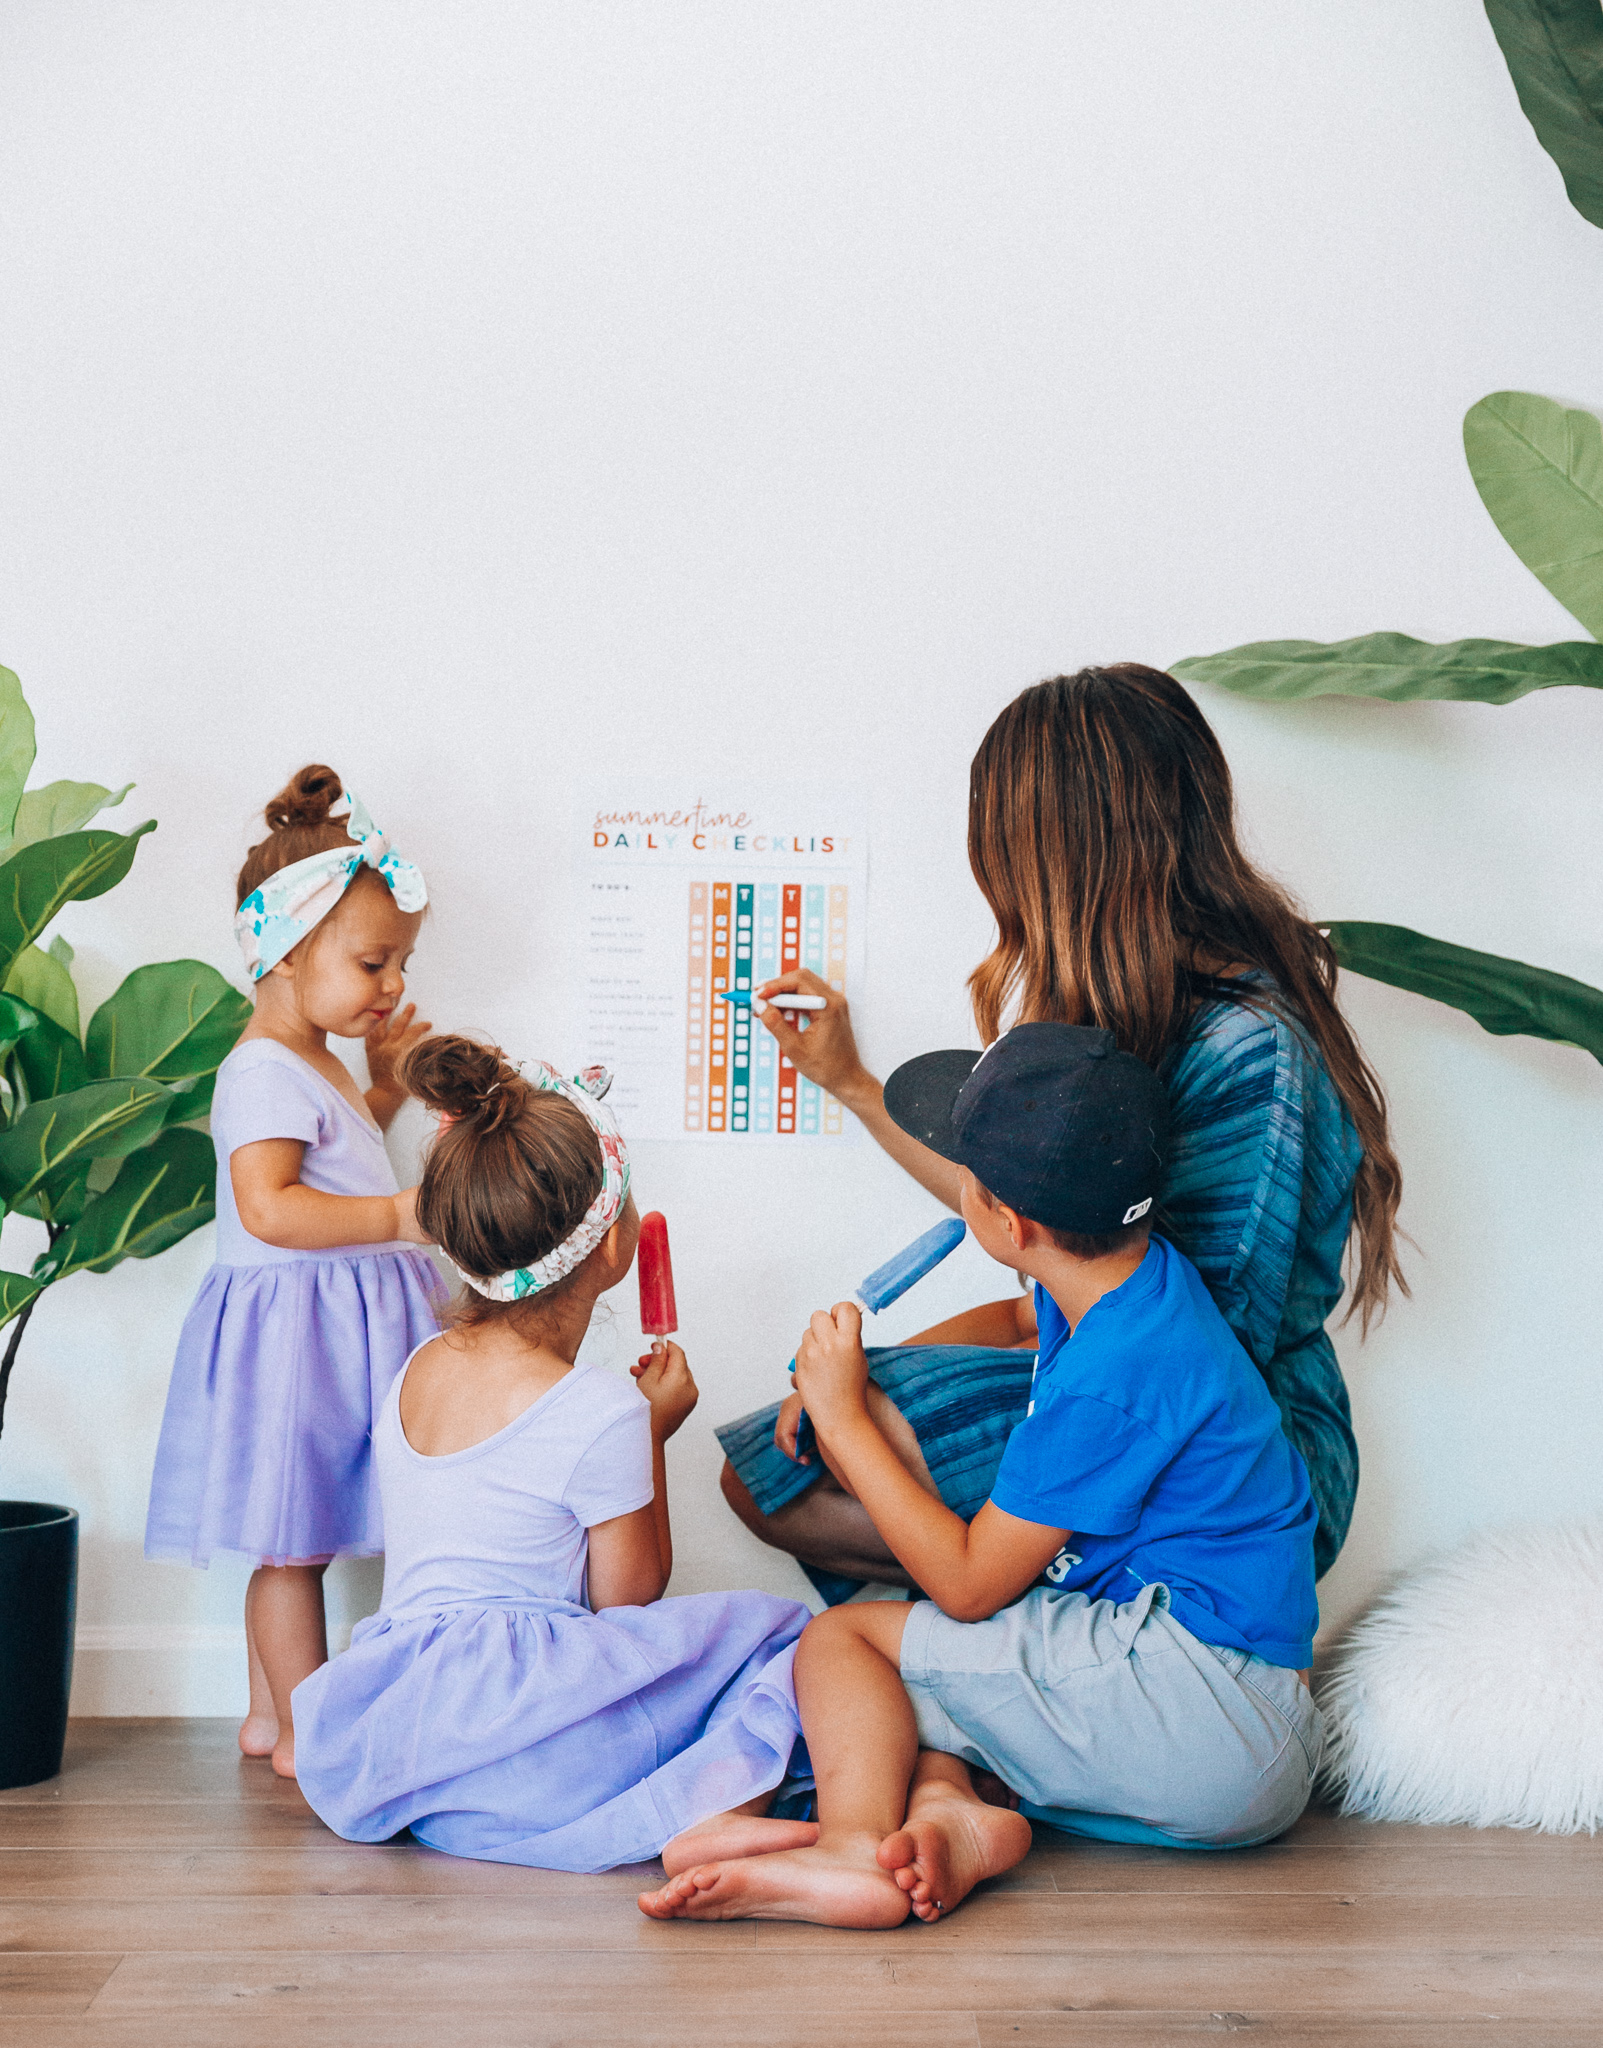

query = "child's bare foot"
[639,1837,909,1927]
[238,1712,279,1759]
[661,1814,820,1875]
[877,1763,1032,1922]
[270,1736,298,1780]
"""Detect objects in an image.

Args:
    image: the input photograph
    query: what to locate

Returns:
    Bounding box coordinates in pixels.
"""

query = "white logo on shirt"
[1042,1547,1083,1585]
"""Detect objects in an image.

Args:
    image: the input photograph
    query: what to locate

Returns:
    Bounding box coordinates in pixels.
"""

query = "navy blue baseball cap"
[882,1021,1168,1235]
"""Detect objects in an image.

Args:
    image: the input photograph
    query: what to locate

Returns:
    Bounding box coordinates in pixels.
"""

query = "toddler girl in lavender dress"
[145,765,444,1779]
[290,1035,814,1875]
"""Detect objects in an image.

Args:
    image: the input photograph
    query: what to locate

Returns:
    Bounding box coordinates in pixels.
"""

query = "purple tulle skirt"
[292,1590,810,1872]
[144,1249,445,1567]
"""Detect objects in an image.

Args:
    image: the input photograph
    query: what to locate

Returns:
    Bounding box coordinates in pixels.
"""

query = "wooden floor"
[1,1721,1599,2046]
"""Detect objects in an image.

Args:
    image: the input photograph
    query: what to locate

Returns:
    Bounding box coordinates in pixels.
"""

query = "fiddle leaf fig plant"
[1169,6,1603,1064]
[0,665,251,1446]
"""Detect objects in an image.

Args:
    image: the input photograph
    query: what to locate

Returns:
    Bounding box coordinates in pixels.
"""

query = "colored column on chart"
[707,882,732,1132]
[683,882,708,1133]
[752,882,780,1134]
[776,883,801,1134]
[799,884,826,1134]
[824,883,848,1135]
[730,883,754,1131]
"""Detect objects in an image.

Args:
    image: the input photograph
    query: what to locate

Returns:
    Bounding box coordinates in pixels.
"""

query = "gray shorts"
[900,1581,1323,1849]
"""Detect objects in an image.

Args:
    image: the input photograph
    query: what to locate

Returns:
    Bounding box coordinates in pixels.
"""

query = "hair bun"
[403,1034,523,1133]
[265,764,343,834]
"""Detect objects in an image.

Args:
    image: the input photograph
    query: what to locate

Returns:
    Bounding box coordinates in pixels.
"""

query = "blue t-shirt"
[989,1235,1319,1669]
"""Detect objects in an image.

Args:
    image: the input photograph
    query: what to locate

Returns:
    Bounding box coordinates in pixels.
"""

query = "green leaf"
[15,1168,92,1228]
[1463,391,1603,639]
[1172,631,1603,703]
[37,1128,216,1281]
[8,781,132,851]
[0,992,39,1069]
[0,1270,44,1328]
[0,822,156,987]
[0,669,37,856]
[0,1077,174,1203]
[10,1009,88,1103]
[85,961,249,1086]
[1484,0,1603,230]
[1326,920,1603,1063]
[4,942,80,1038]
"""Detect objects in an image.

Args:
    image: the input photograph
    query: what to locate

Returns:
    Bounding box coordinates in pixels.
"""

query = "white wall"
[0,0,1598,1713]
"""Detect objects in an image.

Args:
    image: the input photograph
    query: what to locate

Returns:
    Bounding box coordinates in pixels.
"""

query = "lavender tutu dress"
[144,1039,445,1567]
[291,1353,810,1872]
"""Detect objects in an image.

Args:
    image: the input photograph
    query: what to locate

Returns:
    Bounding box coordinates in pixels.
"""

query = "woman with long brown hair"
[716,664,1403,1598]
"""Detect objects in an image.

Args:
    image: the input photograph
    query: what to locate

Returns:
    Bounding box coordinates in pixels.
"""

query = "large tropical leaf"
[1463,391,1603,639]
[0,992,39,1069]
[85,960,249,1086]
[0,1077,173,1203]
[37,1128,216,1281]
[5,940,79,1038]
[0,670,36,856]
[0,823,156,988]
[1172,632,1603,703]
[10,1007,88,1103]
[1326,920,1603,1063]
[1484,0,1603,230]
[8,780,131,851]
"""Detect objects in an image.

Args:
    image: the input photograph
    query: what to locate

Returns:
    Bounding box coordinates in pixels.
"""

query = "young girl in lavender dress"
[145,765,445,1779]
[290,1036,814,1875]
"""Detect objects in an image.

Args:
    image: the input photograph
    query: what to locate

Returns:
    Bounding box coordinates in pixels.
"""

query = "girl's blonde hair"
[966,664,1405,1331]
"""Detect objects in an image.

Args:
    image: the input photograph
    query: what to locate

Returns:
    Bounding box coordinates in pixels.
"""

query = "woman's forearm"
[836,1074,965,1211]
[905,1294,1036,1348]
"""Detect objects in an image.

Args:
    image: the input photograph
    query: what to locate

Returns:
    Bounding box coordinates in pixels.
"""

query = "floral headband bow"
[234,789,428,981]
[455,1063,632,1302]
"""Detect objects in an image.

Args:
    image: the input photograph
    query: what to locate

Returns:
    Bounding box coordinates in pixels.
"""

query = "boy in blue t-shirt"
[641,1022,1322,1933]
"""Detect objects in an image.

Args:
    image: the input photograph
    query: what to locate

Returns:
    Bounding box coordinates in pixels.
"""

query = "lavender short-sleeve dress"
[144,1039,445,1568]
[291,1351,810,1872]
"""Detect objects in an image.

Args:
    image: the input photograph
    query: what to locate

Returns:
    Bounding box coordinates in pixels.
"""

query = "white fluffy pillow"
[1317,1518,1603,1833]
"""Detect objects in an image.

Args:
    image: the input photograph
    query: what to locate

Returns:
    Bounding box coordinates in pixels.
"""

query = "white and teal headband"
[453,1063,632,1302]
[234,788,428,981]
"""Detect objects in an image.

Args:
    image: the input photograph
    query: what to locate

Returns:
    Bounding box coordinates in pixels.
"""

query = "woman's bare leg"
[243,1561,330,1779]
[660,1790,820,1874]
[720,1460,919,1588]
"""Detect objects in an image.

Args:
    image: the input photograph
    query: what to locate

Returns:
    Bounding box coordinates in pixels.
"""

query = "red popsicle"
[637,1210,679,1337]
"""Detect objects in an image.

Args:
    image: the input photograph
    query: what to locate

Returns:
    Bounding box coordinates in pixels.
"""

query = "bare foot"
[877,1775,1032,1921]
[639,1837,910,1927]
[238,1712,279,1759]
[270,1736,298,1780]
[661,1815,820,1875]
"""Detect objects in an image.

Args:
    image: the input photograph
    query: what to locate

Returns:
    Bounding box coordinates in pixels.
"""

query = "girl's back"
[375,1352,652,1618]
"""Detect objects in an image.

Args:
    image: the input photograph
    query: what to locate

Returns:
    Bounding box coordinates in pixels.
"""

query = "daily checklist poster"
[575,789,867,1142]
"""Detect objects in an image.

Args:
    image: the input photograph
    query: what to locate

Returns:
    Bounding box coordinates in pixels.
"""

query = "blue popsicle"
[853,1216,968,1314]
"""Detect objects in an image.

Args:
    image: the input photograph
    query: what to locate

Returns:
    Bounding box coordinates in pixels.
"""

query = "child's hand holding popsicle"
[632,1211,698,1439]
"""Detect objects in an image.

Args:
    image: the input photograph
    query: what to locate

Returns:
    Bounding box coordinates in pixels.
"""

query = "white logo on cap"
[1122,1197,1153,1226]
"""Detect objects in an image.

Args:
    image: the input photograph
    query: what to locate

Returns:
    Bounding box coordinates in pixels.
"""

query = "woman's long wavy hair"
[967,664,1405,1330]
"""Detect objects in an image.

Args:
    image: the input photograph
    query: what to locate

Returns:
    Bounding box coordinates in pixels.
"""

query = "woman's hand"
[632,1341,699,1440]
[753,970,874,1108]
[774,1389,811,1464]
[366,1002,434,1129]
[792,1301,872,1435]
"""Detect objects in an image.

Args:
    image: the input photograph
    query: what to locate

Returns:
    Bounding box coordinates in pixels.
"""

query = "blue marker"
[719,989,827,1011]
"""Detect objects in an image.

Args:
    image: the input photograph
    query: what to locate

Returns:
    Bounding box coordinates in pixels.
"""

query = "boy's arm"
[795,1301,1069,1622]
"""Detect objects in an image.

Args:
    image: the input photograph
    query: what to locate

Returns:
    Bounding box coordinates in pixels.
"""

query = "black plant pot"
[0,1502,78,1789]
